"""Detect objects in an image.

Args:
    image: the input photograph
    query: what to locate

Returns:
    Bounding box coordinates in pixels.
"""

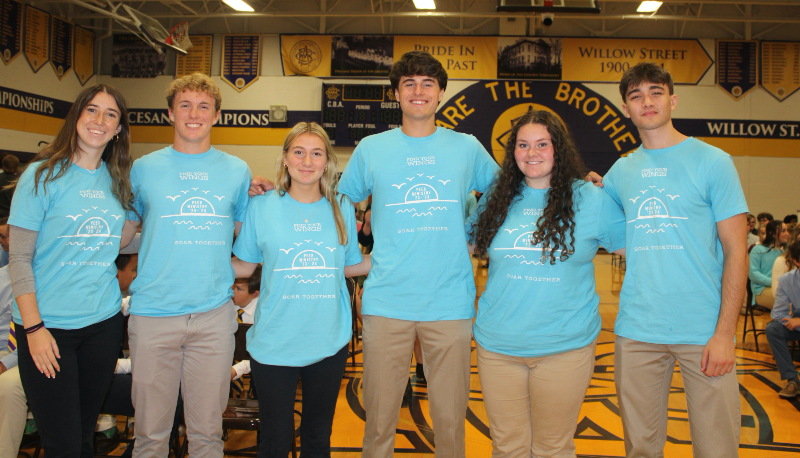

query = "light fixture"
[636,1,662,12]
[413,0,436,9]
[223,0,254,12]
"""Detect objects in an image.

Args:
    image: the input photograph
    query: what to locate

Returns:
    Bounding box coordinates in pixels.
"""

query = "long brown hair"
[28,85,135,212]
[472,109,586,264]
[276,122,348,246]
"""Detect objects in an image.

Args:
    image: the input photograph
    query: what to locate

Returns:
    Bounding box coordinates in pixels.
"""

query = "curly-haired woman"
[468,110,626,458]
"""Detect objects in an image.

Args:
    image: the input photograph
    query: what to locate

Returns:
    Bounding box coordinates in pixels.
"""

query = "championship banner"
[175,34,212,78]
[561,38,712,84]
[73,25,94,85]
[49,16,72,80]
[281,35,331,77]
[760,41,800,102]
[23,5,49,73]
[435,80,640,175]
[221,34,260,92]
[112,34,166,78]
[716,40,758,99]
[0,0,23,65]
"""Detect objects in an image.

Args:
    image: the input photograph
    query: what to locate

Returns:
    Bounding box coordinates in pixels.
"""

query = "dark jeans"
[17,312,124,458]
[766,320,800,380]
[251,344,349,458]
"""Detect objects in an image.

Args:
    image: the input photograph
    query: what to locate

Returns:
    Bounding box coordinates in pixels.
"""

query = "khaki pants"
[361,315,473,458]
[756,287,775,309]
[0,366,26,458]
[614,336,741,458]
[477,340,597,458]
[129,300,237,458]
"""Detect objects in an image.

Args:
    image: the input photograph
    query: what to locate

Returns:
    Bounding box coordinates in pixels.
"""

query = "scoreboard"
[321,84,403,147]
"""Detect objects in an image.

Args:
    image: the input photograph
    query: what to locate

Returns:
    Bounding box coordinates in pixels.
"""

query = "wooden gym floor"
[32,253,800,457]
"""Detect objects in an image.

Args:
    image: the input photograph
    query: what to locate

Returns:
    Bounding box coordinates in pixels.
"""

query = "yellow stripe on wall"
[0,107,64,136]
[130,126,293,146]
[696,137,800,158]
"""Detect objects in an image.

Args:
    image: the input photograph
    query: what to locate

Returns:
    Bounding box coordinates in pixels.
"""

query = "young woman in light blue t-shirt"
[8,85,135,455]
[232,122,367,458]
[468,110,625,457]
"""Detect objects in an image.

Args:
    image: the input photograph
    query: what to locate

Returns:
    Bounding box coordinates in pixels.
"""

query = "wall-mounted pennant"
[760,41,800,102]
[175,34,212,78]
[0,0,23,65]
[716,40,758,99]
[221,34,260,92]
[23,5,49,72]
[50,16,72,79]
[73,25,94,85]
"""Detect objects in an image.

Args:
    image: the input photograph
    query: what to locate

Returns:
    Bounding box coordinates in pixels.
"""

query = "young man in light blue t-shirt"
[601,63,749,457]
[120,74,258,458]
[337,52,499,458]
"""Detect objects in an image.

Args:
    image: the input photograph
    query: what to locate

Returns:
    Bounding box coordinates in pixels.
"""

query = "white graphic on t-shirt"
[438,180,450,185]
[161,189,229,230]
[627,187,688,225]
[58,205,121,250]
[494,230,561,265]
[274,239,337,284]
[391,183,407,189]
[214,196,225,201]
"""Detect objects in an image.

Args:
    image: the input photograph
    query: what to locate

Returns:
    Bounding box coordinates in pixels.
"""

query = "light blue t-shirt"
[127,146,251,317]
[9,161,123,329]
[469,182,625,357]
[233,191,362,366]
[603,137,748,345]
[749,244,782,297]
[338,127,499,321]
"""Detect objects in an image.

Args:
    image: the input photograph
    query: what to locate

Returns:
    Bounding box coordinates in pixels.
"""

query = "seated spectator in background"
[0,217,8,269]
[757,225,768,246]
[765,240,800,398]
[230,266,261,384]
[747,214,759,247]
[785,214,798,225]
[759,212,775,228]
[750,220,790,309]
[772,226,800,297]
[0,251,136,458]
[0,153,20,218]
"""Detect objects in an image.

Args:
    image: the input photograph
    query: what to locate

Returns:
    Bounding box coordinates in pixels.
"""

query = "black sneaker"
[94,427,121,455]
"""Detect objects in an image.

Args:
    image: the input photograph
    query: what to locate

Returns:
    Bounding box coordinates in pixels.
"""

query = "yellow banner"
[176,34,213,78]
[24,5,49,73]
[281,35,331,77]
[761,41,800,102]
[73,26,94,85]
[561,38,712,84]
[393,36,497,80]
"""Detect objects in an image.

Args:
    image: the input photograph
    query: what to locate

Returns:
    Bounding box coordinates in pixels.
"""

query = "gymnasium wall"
[1,34,798,220]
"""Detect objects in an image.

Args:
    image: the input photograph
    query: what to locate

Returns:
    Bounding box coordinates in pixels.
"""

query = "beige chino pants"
[614,336,741,458]
[476,340,597,458]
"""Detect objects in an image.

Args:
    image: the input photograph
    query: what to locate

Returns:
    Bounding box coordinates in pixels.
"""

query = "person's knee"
[766,320,786,339]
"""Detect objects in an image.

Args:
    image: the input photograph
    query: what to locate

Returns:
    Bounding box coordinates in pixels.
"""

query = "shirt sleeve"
[234,166,254,222]
[707,154,748,222]
[600,161,624,210]
[337,145,371,203]
[0,349,17,370]
[469,137,500,193]
[770,274,793,322]
[232,197,264,264]
[342,196,364,267]
[232,359,251,379]
[127,164,144,222]
[597,188,627,252]
[8,165,48,232]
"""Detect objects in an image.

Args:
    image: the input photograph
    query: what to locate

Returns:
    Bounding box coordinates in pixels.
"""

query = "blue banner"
[221,34,260,92]
[50,16,72,79]
[0,0,22,65]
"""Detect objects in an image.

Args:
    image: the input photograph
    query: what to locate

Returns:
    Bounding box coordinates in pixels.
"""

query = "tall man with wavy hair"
[601,63,748,457]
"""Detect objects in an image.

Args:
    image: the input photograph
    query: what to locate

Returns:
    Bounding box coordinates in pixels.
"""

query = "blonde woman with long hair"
[232,122,368,458]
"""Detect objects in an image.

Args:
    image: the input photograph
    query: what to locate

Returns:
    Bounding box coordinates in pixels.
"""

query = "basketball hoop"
[166,22,193,53]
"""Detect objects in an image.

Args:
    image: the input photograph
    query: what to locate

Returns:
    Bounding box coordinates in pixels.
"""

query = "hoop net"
[166,22,193,52]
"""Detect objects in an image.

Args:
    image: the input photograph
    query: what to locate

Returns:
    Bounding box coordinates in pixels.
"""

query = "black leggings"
[17,312,124,458]
[251,344,349,458]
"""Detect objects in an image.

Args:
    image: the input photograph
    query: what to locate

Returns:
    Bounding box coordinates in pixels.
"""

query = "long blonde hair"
[277,122,348,246]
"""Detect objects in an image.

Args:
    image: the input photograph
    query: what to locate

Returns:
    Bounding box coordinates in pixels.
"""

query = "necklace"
[291,199,321,223]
